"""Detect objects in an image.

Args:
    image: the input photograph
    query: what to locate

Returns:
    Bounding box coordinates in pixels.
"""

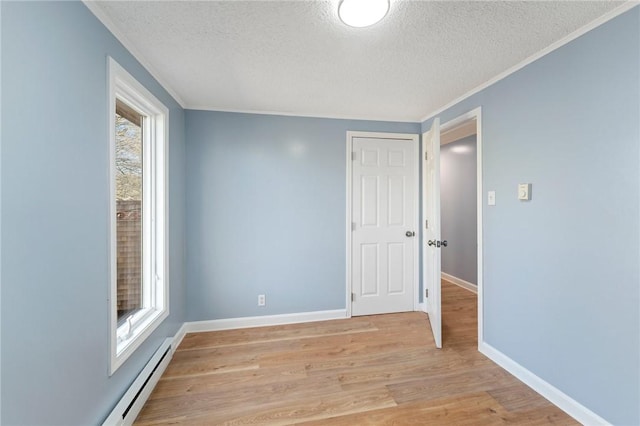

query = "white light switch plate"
[488,191,496,206]
[518,183,532,201]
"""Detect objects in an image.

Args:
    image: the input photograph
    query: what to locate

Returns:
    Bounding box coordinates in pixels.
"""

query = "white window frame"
[108,57,169,375]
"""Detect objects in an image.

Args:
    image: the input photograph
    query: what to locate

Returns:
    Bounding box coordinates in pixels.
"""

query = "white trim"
[103,338,173,426]
[418,302,427,313]
[108,57,170,375]
[411,136,420,312]
[83,1,186,108]
[345,134,353,318]
[441,272,477,294]
[185,106,420,123]
[419,2,639,123]
[185,310,348,333]
[345,131,420,317]
[439,107,483,347]
[476,108,484,350]
[172,323,187,354]
[479,342,611,426]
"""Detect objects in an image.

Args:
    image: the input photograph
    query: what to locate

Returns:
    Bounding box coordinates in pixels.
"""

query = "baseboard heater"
[103,338,174,426]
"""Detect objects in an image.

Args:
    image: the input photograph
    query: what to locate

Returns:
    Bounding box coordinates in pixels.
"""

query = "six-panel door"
[351,136,416,316]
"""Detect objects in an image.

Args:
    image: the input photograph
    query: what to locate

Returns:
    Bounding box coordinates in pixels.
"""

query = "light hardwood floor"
[135,281,576,425]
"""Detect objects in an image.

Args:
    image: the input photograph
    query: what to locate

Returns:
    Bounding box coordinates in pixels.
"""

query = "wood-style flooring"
[135,281,576,425]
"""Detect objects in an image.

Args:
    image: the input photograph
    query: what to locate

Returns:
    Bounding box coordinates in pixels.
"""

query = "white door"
[350,133,418,316]
[422,119,442,348]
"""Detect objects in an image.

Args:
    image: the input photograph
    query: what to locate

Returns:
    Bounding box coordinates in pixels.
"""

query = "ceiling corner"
[82,0,187,109]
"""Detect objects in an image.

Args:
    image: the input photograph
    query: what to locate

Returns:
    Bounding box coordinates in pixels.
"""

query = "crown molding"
[420,1,639,123]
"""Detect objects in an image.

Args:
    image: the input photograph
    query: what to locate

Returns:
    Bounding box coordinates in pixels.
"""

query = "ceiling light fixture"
[338,0,390,28]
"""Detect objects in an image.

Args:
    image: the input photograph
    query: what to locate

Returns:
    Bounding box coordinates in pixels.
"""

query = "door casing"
[346,131,420,318]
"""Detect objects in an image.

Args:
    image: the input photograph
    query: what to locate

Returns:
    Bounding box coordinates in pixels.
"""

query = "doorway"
[440,118,478,292]
[422,108,483,348]
[440,117,479,347]
[346,131,420,317]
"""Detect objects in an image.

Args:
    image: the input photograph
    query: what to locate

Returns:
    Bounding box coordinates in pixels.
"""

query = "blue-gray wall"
[423,8,639,425]
[440,135,477,285]
[185,111,419,320]
[1,1,638,425]
[1,2,187,424]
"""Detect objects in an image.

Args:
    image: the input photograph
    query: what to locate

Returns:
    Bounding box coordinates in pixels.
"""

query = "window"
[109,58,169,374]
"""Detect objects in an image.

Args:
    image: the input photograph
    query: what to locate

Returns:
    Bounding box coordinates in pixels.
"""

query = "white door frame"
[437,107,484,347]
[345,131,420,318]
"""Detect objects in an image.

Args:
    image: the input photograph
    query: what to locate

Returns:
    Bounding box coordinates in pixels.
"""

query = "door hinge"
[425,219,428,229]
[351,292,355,302]
[352,222,356,231]
[352,152,356,161]
[425,289,429,298]
[424,152,428,161]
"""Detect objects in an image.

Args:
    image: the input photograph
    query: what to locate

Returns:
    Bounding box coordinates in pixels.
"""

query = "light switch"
[488,191,496,206]
[518,183,532,201]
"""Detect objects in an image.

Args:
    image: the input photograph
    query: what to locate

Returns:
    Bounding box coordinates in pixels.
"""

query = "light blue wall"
[185,111,419,320]
[1,2,186,425]
[440,135,477,285]
[2,1,638,425]
[423,8,640,425]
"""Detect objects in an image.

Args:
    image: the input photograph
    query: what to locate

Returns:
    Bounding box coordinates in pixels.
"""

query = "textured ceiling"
[89,1,624,122]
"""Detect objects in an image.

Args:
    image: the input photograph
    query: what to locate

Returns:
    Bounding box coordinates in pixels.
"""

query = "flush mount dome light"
[338,0,390,28]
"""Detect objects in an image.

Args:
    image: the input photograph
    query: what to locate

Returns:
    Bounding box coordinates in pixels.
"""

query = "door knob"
[405,231,415,237]
[428,240,446,247]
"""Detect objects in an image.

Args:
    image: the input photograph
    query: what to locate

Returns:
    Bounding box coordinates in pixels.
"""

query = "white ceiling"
[88,1,625,122]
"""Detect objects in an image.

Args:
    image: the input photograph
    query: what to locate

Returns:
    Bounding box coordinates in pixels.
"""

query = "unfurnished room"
[1,1,639,425]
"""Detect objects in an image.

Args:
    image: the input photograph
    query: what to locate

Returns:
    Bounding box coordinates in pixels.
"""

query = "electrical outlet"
[258,294,266,307]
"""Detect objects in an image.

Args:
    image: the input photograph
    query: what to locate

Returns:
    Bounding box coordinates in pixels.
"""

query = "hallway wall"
[440,135,477,285]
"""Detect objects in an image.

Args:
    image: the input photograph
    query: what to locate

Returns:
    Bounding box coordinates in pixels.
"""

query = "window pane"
[115,100,143,323]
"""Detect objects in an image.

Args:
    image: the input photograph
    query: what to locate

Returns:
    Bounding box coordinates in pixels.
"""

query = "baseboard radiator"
[103,338,174,426]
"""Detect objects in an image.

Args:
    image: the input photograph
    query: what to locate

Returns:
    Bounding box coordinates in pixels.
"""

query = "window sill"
[110,307,169,375]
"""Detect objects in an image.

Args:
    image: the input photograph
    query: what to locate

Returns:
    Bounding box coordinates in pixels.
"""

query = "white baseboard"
[418,302,428,313]
[172,323,187,352]
[185,309,348,333]
[479,342,610,426]
[103,338,173,426]
[442,272,477,294]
